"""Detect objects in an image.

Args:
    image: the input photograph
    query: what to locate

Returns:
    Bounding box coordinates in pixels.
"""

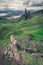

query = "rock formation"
[4,35,22,65]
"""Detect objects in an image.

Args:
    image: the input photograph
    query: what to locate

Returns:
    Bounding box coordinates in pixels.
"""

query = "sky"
[0,0,43,10]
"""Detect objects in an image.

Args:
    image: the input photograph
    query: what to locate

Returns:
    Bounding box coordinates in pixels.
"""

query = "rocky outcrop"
[4,35,22,65]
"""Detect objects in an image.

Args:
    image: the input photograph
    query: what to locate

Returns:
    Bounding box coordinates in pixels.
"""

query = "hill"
[32,9,43,14]
[0,13,43,65]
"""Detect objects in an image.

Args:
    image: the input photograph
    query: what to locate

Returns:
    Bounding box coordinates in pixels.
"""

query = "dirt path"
[25,49,43,57]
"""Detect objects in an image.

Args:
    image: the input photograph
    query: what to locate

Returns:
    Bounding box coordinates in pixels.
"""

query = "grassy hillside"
[0,13,43,65]
[0,14,43,44]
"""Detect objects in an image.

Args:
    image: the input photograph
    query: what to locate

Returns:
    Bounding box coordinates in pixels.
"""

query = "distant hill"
[0,9,36,14]
[0,9,24,14]
[33,9,43,14]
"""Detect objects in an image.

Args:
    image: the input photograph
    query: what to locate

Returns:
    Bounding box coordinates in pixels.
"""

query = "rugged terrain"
[0,12,43,65]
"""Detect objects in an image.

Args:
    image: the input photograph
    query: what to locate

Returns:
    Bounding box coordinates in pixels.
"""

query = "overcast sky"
[0,0,43,10]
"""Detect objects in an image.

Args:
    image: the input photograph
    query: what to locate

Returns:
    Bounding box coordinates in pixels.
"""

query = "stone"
[4,35,22,65]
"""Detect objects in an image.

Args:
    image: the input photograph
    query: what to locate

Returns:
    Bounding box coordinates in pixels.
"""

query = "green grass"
[0,13,43,65]
[22,52,43,65]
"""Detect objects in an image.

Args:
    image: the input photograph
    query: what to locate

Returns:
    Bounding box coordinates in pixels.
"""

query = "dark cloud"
[0,0,43,10]
[32,2,43,6]
[23,0,43,7]
[23,0,30,5]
